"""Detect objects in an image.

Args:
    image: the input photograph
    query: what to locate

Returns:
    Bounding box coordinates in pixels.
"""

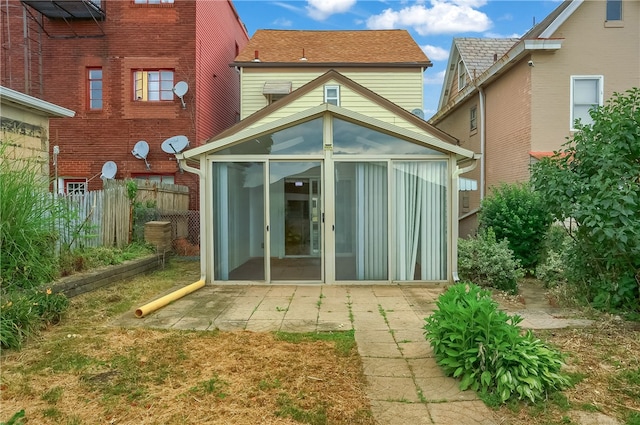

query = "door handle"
[332,225,335,231]
[266,225,269,231]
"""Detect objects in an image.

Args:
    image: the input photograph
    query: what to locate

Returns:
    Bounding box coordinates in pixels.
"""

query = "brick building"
[1,0,248,208]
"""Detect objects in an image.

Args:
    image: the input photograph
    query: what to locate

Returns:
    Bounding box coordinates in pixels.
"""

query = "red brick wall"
[3,0,247,210]
[484,59,532,192]
[195,0,249,143]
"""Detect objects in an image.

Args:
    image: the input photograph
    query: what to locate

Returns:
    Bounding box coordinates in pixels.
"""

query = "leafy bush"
[424,283,570,404]
[531,88,640,312]
[535,225,571,288]
[479,183,552,270]
[458,228,524,294]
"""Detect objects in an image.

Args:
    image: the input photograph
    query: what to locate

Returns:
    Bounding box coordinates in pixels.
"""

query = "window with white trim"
[470,106,477,132]
[88,68,103,110]
[458,60,466,90]
[324,85,340,106]
[606,0,622,20]
[65,179,87,195]
[133,70,174,101]
[570,76,603,130]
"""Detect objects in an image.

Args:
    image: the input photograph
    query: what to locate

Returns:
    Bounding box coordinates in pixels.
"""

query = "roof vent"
[300,48,307,61]
[493,53,498,62]
[253,50,261,63]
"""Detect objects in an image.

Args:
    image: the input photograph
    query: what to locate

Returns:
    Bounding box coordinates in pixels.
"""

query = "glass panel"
[213,162,265,281]
[333,118,445,155]
[574,79,598,104]
[335,162,388,280]
[392,161,447,281]
[214,118,323,155]
[270,162,322,281]
[606,0,622,20]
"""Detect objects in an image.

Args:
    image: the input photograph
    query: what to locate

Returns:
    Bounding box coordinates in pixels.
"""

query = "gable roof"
[431,1,578,122]
[184,69,475,160]
[233,29,431,68]
[456,38,520,77]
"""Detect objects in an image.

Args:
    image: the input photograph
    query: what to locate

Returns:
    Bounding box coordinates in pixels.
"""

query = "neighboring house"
[1,0,248,206]
[429,0,640,236]
[1,85,74,177]
[177,30,479,285]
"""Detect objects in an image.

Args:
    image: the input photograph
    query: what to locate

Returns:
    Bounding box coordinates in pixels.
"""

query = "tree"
[531,88,640,311]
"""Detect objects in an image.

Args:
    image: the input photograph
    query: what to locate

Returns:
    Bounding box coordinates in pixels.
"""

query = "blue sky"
[233,0,561,119]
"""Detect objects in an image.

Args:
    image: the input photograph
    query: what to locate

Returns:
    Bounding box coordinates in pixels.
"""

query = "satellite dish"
[100,161,117,180]
[173,81,188,108]
[131,140,151,170]
[411,108,425,119]
[161,135,189,154]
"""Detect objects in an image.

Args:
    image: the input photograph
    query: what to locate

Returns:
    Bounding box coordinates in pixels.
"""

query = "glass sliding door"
[334,162,388,280]
[392,161,447,280]
[269,161,322,281]
[212,162,265,281]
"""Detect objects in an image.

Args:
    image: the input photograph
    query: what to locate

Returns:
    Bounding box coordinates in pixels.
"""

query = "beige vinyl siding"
[240,68,424,119]
[530,0,640,152]
[241,78,434,137]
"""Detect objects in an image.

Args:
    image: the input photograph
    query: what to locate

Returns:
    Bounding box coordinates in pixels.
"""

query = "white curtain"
[356,162,388,280]
[394,161,447,280]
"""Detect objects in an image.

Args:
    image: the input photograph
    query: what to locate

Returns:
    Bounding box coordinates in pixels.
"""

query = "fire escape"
[1,0,105,96]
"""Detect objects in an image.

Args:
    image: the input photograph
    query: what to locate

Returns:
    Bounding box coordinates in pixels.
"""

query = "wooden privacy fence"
[57,179,189,250]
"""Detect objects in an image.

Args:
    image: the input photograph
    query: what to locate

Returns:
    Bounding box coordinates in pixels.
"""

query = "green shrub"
[535,226,572,288]
[458,228,524,294]
[479,183,552,270]
[424,283,570,404]
[531,88,640,312]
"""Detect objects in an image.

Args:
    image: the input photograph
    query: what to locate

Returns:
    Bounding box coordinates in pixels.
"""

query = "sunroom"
[180,100,477,285]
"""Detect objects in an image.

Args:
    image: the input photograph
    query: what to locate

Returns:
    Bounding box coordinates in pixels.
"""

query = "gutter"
[134,154,207,318]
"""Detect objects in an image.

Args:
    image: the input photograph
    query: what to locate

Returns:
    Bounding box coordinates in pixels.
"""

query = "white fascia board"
[0,86,75,117]
[437,40,459,111]
[539,0,583,39]
[182,104,330,159]
[181,102,476,160]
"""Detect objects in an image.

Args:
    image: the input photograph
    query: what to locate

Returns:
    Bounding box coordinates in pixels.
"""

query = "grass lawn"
[0,260,373,425]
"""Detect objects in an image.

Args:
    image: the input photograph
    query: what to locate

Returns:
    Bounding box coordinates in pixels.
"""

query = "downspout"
[452,156,480,282]
[479,87,486,201]
[135,155,206,318]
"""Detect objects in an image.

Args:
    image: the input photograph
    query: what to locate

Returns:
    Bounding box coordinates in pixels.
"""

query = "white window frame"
[457,60,466,91]
[133,69,174,102]
[64,179,87,195]
[470,106,477,132]
[324,85,340,106]
[570,75,604,131]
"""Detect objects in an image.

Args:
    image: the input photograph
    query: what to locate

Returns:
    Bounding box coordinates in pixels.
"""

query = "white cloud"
[483,31,520,38]
[366,0,492,35]
[273,1,303,13]
[424,70,446,85]
[422,44,449,61]
[272,17,293,27]
[306,0,357,21]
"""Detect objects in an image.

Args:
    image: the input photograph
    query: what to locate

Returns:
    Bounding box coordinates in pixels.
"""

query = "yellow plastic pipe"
[135,279,205,318]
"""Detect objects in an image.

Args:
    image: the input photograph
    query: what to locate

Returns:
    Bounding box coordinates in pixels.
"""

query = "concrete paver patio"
[112,283,591,425]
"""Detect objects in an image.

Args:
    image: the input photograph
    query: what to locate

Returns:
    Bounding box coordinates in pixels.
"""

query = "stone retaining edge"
[52,254,167,298]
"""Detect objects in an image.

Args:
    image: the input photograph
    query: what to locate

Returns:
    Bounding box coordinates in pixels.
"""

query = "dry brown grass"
[0,260,373,425]
[492,314,640,425]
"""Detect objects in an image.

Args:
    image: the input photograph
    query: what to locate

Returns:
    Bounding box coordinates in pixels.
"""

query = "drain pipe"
[452,157,481,282]
[479,87,486,201]
[135,155,207,318]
